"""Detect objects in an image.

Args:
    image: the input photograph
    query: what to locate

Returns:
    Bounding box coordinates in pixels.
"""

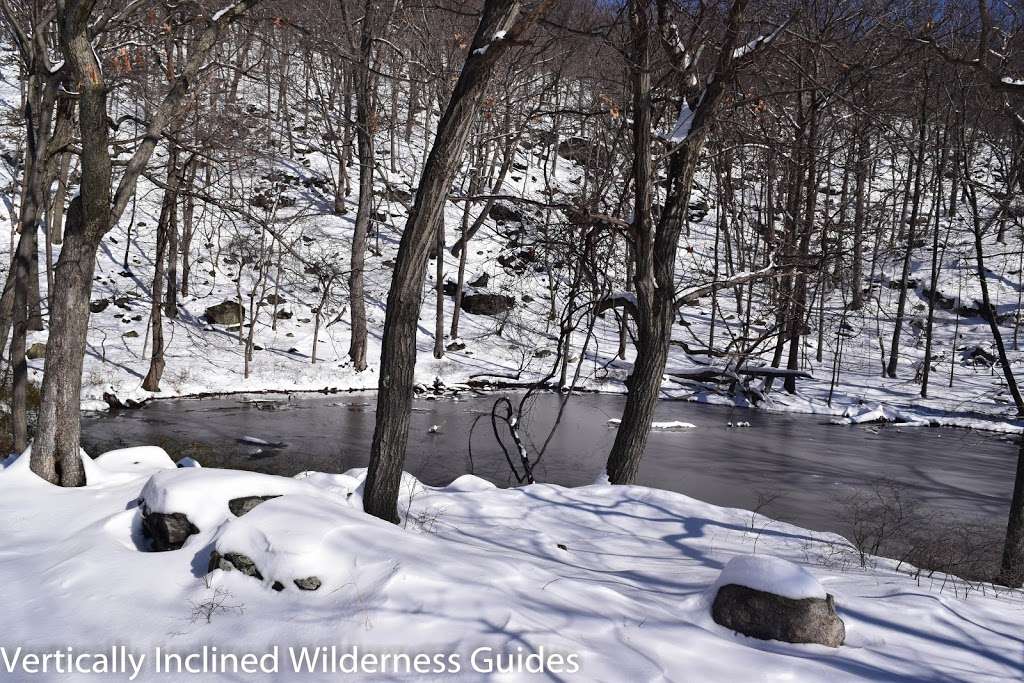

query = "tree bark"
[607,0,754,483]
[363,0,549,522]
[348,0,375,372]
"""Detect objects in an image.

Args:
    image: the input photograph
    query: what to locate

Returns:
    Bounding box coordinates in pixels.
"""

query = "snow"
[211,2,240,21]
[608,418,697,429]
[837,403,930,427]
[0,447,1022,681]
[94,446,177,474]
[712,555,826,600]
[212,494,397,593]
[139,467,336,532]
[1001,77,1024,87]
[665,101,695,142]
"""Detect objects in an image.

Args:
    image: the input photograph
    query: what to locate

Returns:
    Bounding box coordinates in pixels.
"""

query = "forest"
[1,1,1024,680]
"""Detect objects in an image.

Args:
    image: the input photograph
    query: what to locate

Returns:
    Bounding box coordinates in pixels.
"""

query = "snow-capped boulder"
[710,555,845,647]
[93,446,176,474]
[209,494,399,593]
[138,468,338,551]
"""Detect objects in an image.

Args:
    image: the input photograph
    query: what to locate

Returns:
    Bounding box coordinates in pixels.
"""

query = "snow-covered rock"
[138,467,339,534]
[712,554,826,601]
[210,494,399,593]
[93,446,176,474]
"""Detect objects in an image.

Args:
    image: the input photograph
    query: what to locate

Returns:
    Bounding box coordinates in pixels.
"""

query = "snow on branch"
[731,22,787,62]
[674,260,779,309]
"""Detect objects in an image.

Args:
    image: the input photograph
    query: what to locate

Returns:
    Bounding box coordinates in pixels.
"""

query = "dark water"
[81,392,1019,540]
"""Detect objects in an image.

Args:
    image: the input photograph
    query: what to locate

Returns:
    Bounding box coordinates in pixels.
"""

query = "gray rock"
[294,576,322,591]
[90,299,110,313]
[228,495,281,517]
[488,203,523,223]
[460,292,514,316]
[204,300,245,325]
[711,584,845,647]
[26,342,46,360]
[142,511,199,551]
[214,551,264,580]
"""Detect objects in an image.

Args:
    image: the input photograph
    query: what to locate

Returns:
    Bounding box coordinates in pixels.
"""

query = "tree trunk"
[607,0,750,483]
[1000,440,1024,586]
[142,146,180,392]
[887,85,928,378]
[433,212,446,359]
[348,0,375,372]
[363,0,545,522]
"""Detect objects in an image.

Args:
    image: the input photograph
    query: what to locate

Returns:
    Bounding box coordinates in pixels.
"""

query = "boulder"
[712,584,845,647]
[488,203,524,223]
[90,299,110,313]
[263,294,286,305]
[468,272,490,288]
[26,342,46,360]
[460,292,514,316]
[205,300,245,326]
[294,576,322,591]
[710,555,844,647]
[208,550,263,579]
[141,511,199,552]
[228,495,281,517]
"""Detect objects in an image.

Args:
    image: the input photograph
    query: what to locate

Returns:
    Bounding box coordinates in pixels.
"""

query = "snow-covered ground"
[1,446,1021,681]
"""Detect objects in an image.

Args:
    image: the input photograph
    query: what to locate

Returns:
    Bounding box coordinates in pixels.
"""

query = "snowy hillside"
[2,53,1024,434]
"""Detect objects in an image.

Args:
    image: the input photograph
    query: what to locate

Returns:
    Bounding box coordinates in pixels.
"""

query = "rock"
[142,511,199,552]
[208,550,264,579]
[205,300,245,326]
[711,585,845,647]
[263,294,286,305]
[294,576,322,591]
[275,309,293,320]
[384,185,413,203]
[557,137,610,168]
[443,280,459,296]
[961,345,998,367]
[460,292,514,316]
[25,342,46,360]
[468,272,490,288]
[446,340,467,352]
[122,330,139,339]
[228,495,281,517]
[90,299,110,313]
[488,203,524,223]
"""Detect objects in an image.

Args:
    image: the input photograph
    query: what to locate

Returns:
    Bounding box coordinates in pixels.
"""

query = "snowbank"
[0,446,1021,681]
